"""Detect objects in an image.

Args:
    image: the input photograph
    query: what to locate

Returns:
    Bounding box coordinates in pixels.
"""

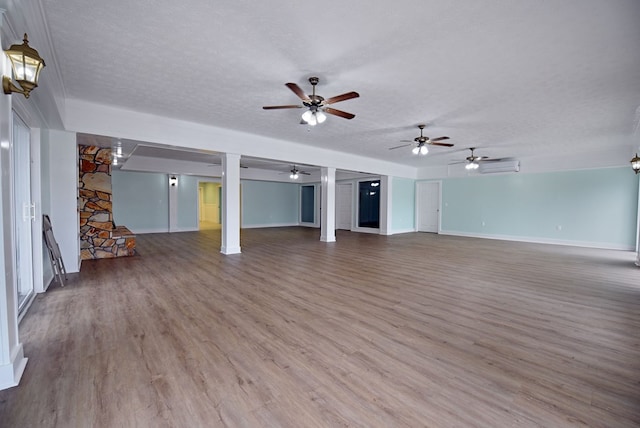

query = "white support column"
[168,174,178,232]
[379,175,392,236]
[221,153,241,254]
[0,21,28,390]
[320,167,336,242]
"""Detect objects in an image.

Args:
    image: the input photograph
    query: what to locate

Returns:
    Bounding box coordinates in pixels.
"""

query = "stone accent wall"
[79,145,135,259]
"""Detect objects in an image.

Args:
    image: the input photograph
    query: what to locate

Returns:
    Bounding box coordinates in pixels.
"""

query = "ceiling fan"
[281,165,310,180]
[450,148,501,170]
[263,77,359,126]
[389,124,453,155]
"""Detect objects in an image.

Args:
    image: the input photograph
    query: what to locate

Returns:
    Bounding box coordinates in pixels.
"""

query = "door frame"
[415,180,442,233]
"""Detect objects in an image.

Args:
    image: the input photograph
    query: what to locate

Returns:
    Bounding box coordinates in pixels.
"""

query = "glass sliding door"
[358,180,380,229]
[12,112,34,313]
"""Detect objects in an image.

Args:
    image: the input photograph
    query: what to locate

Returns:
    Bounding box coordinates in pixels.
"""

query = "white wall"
[44,130,80,272]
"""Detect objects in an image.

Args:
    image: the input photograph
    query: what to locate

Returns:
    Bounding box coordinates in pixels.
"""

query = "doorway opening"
[357,179,380,229]
[198,181,222,230]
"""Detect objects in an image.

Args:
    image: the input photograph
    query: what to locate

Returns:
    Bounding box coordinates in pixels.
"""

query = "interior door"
[12,112,34,312]
[335,183,352,230]
[417,181,440,233]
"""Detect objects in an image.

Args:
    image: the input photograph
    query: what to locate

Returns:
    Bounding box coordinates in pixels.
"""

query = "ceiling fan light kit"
[263,76,359,125]
[389,124,453,155]
[465,161,479,170]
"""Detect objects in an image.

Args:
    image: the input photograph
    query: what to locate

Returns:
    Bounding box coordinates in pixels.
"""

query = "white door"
[417,181,440,233]
[12,113,34,313]
[336,183,352,230]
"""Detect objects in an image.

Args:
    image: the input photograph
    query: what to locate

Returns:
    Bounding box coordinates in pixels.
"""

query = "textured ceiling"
[42,1,640,169]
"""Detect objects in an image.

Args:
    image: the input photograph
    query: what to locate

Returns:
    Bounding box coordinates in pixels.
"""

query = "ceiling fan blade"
[430,142,455,147]
[448,160,467,165]
[325,107,355,119]
[263,105,302,110]
[399,140,414,143]
[325,91,360,105]
[431,136,450,142]
[285,83,311,102]
[389,143,413,150]
[300,171,311,175]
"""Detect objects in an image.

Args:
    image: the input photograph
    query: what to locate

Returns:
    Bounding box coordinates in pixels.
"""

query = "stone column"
[221,153,241,254]
[320,167,336,242]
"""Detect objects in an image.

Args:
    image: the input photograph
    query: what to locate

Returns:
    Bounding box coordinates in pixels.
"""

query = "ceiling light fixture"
[465,161,479,170]
[301,106,326,126]
[290,172,299,179]
[3,34,46,98]
[412,143,428,155]
[631,153,640,174]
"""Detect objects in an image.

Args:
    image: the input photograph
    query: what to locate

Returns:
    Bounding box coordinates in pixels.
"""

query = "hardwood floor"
[2,228,640,427]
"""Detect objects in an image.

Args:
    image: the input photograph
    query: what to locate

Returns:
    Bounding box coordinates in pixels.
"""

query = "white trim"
[220,245,241,255]
[389,228,416,235]
[0,343,27,391]
[128,227,169,234]
[242,222,298,229]
[440,230,634,251]
[174,227,199,233]
[299,223,320,229]
[352,227,380,234]
[17,294,35,323]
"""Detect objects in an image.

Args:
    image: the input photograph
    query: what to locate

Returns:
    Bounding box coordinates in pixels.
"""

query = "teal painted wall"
[177,175,198,229]
[439,167,638,248]
[112,170,169,233]
[241,180,299,226]
[392,177,415,232]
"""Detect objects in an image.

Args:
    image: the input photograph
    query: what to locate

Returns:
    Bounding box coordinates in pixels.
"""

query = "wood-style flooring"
[1,228,640,427]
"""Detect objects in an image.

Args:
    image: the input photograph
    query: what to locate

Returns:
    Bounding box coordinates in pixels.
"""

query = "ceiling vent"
[479,159,520,174]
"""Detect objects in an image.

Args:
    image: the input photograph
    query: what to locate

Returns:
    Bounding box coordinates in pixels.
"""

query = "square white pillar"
[379,175,392,235]
[320,167,336,242]
[221,153,241,254]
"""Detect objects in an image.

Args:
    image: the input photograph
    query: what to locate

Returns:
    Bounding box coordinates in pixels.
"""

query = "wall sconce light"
[3,34,46,98]
[169,176,178,187]
[631,154,640,174]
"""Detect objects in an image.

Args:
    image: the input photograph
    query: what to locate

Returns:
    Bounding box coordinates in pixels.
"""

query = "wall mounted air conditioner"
[479,159,520,174]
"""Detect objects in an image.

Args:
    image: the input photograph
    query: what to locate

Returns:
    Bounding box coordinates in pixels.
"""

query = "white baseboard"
[220,246,241,254]
[0,344,27,391]
[241,222,298,229]
[173,227,199,232]
[390,228,416,235]
[439,230,634,251]
[130,227,170,234]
